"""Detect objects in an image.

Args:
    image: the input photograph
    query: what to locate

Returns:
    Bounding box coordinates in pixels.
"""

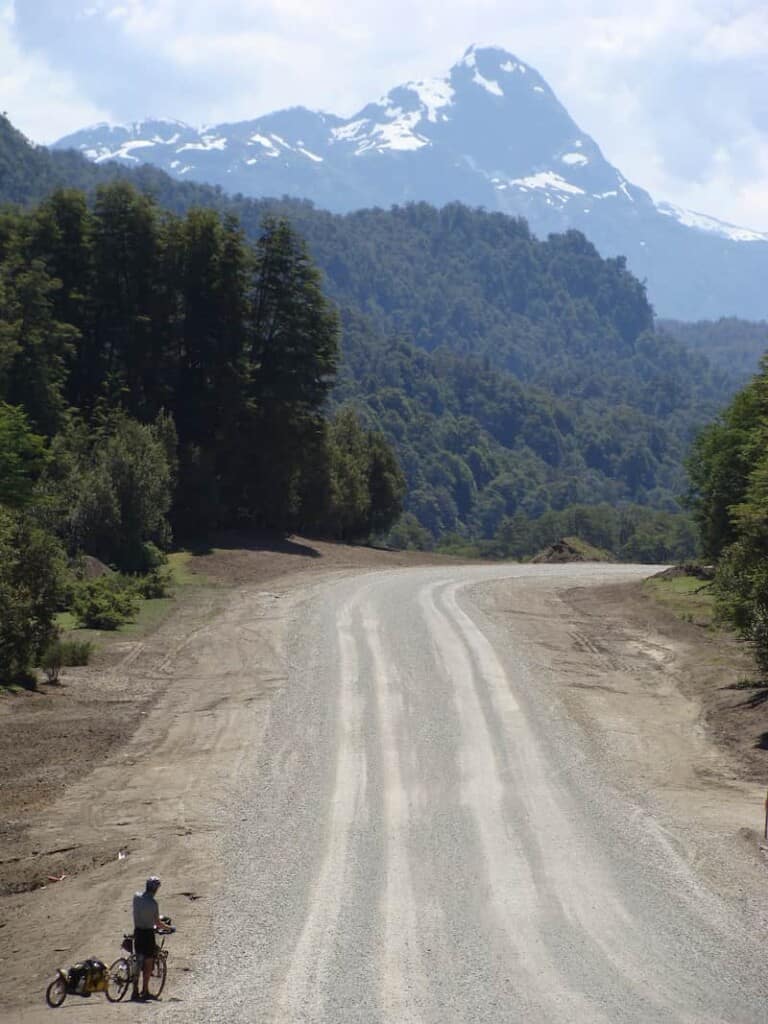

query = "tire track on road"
[419,579,598,1023]
[362,602,426,1024]
[276,592,369,1021]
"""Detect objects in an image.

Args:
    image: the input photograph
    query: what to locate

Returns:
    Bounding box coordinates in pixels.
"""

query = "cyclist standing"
[132,875,164,1000]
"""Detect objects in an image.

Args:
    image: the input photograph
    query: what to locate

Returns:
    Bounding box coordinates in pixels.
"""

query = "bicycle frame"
[126,935,168,981]
[108,927,173,1002]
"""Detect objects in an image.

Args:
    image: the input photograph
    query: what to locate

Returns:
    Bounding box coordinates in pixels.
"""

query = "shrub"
[132,567,172,599]
[0,509,67,683]
[139,542,167,571]
[41,642,63,682]
[64,639,93,665]
[41,638,94,682]
[752,610,768,677]
[72,575,139,630]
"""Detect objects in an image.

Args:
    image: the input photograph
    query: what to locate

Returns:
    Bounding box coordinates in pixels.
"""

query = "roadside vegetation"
[431,502,695,563]
[686,356,768,675]
[0,184,404,686]
[642,571,716,628]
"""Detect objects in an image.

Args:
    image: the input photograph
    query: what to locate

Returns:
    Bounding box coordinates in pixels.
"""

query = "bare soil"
[565,579,768,782]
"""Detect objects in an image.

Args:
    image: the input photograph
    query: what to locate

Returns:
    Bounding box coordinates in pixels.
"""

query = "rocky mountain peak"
[51,44,768,319]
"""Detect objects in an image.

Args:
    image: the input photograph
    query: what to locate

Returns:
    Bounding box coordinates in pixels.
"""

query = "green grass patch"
[55,550,211,643]
[643,572,716,627]
[55,610,78,631]
[57,595,173,638]
[116,595,174,634]
[166,550,209,586]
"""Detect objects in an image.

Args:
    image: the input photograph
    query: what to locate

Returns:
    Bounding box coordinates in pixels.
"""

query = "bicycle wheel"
[106,958,131,1002]
[45,975,67,1008]
[147,953,166,998]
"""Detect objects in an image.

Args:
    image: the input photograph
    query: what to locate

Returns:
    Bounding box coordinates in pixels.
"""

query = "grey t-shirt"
[133,891,158,930]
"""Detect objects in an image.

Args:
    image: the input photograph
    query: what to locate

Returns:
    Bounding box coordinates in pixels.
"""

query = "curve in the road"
[168,565,768,1024]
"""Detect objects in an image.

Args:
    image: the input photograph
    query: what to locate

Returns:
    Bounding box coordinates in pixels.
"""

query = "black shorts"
[134,928,156,958]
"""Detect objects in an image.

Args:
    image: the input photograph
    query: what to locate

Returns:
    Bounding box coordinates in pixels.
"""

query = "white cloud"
[4,0,768,230]
[0,1,107,141]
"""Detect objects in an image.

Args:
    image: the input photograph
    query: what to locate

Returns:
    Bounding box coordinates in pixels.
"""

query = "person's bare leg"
[131,955,143,998]
[142,956,153,996]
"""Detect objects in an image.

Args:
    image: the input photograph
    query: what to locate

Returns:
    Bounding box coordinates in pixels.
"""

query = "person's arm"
[154,908,171,932]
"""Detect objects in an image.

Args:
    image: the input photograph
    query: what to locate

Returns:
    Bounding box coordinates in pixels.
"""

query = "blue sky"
[3,0,768,229]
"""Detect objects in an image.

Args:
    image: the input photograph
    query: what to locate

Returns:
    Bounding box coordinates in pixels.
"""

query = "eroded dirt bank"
[2,549,767,1021]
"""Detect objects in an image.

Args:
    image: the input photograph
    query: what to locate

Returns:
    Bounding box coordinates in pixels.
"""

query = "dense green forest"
[0,183,404,681]
[0,115,742,542]
[311,205,734,533]
[660,317,768,382]
[687,357,768,671]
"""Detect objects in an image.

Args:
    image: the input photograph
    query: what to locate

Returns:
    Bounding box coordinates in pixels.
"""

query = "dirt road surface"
[3,558,768,1022]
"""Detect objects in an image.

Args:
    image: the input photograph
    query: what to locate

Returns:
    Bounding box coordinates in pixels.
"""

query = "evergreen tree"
[0,508,65,683]
[245,216,340,525]
[0,402,48,507]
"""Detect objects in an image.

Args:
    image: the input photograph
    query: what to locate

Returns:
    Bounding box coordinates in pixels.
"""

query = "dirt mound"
[530,537,610,564]
[77,555,113,579]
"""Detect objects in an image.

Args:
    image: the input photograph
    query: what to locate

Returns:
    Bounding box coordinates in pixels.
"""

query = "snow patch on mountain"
[500,59,526,74]
[508,172,586,196]
[331,109,428,154]
[561,152,588,166]
[331,120,365,143]
[656,201,768,242]
[370,110,428,152]
[472,70,504,97]
[93,139,155,163]
[178,136,227,153]
[405,78,455,122]
[617,180,634,202]
[250,134,280,154]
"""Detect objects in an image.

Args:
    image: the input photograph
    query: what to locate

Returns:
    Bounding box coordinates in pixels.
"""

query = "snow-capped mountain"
[54,45,768,320]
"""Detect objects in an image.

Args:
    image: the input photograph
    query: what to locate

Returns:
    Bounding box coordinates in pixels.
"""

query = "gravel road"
[165,563,768,1024]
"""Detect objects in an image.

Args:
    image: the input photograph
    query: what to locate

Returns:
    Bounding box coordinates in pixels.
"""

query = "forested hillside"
[659,318,768,382]
[293,203,734,540]
[0,114,743,551]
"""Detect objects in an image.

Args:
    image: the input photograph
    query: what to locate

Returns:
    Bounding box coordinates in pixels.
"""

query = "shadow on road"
[194,529,322,559]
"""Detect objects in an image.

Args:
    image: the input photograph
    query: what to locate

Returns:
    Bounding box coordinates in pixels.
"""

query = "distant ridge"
[50,44,768,321]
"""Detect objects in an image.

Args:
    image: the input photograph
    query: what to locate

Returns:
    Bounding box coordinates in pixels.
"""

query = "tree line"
[427,502,697,564]
[0,183,404,681]
[1,114,743,548]
[258,201,738,541]
[687,355,768,672]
